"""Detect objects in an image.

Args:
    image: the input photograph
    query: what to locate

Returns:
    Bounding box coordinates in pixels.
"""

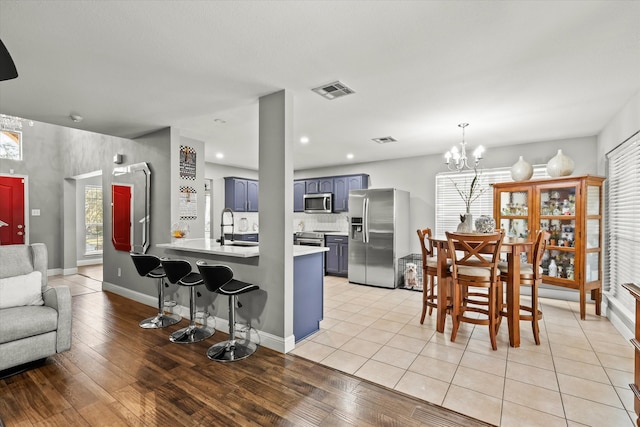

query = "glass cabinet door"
[539,185,577,281]
[585,184,602,282]
[498,190,530,238]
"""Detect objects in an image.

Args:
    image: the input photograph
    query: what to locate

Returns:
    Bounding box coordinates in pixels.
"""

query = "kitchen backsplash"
[293,213,349,233]
[231,212,259,233]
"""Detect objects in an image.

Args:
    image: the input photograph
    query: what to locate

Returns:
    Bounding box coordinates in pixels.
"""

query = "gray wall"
[0,121,64,268]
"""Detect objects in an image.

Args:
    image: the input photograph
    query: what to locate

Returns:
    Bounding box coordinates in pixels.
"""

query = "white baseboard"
[77,258,103,266]
[47,268,63,276]
[603,295,634,342]
[63,267,78,276]
[102,281,289,353]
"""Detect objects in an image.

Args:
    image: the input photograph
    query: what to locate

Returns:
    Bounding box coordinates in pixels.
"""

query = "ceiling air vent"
[312,81,355,100]
[372,136,397,144]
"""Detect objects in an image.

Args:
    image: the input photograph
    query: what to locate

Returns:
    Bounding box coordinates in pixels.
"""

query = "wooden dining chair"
[416,228,452,324]
[499,230,550,345]
[446,230,505,350]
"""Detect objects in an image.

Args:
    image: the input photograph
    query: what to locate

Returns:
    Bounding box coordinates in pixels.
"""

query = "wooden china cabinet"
[493,175,605,320]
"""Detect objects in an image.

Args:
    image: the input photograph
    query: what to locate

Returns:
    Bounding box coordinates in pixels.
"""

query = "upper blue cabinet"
[293,180,306,212]
[225,177,259,212]
[294,174,368,213]
[305,178,333,194]
[333,174,368,212]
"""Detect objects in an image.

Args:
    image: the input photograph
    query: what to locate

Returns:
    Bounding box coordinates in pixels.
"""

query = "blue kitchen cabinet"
[294,251,324,342]
[224,177,259,212]
[325,234,348,276]
[293,180,305,212]
[333,174,369,212]
[306,178,333,194]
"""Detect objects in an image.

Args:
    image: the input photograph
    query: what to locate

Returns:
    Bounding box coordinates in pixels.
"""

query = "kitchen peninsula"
[157,238,329,347]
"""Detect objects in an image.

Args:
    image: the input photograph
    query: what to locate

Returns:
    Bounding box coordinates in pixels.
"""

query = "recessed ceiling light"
[300,136,309,144]
[214,118,226,124]
[346,153,354,160]
[216,153,224,159]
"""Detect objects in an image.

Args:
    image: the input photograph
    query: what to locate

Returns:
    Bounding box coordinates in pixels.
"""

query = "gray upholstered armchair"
[0,243,72,372]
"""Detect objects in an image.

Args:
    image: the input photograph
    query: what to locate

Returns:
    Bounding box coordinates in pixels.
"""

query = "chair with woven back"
[499,229,550,345]
[416,228,452,324]
[446,230,505,350]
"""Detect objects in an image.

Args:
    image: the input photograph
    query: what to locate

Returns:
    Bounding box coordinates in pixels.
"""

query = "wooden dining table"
[429,235,534,348]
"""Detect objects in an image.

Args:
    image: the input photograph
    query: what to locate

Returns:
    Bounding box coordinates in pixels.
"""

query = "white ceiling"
[1,1,639,170]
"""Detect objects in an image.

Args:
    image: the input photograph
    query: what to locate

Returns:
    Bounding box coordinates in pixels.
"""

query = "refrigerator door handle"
[364,197,369,243]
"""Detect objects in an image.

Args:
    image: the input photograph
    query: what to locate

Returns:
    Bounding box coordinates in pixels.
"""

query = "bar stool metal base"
[139,312,181,329]
[206,339,257,362]
[170,325,214,344]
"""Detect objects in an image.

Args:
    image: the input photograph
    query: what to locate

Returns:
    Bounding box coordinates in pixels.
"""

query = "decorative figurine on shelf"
[548,259,558,278]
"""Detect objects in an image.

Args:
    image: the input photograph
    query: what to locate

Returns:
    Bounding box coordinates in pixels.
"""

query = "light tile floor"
[291,276,636,426]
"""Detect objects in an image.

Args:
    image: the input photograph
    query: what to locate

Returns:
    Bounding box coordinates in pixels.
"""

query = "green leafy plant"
[450,168,486,216]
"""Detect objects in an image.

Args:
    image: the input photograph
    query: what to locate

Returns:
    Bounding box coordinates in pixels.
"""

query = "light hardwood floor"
[0,272,491,427]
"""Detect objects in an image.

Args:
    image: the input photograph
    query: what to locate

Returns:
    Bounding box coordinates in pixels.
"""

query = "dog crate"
[397,254,423,291]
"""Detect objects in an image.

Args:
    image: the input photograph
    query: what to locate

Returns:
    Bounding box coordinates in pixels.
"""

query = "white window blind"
[435,166,548,237]
[605,135,640,317]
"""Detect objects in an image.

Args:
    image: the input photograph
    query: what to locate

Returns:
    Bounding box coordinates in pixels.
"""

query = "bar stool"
[447,230,504,350]
[130,253,181,328]
[417,228,452,323]
[196,261,259,362]
[499,230,550,345]
[161,259,214,344]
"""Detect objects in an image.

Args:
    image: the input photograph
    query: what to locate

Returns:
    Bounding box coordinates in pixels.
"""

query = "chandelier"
[444,123,484,171]
[0,114,33,131]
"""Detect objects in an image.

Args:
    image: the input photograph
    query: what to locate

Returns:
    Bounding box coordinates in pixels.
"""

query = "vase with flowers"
[451,168,486,232]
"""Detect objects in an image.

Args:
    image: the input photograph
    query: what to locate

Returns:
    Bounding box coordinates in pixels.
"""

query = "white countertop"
[157,238,328,258]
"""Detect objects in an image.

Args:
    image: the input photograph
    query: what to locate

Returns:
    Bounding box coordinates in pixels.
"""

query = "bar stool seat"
[161,259,214,344]
[130,253,181,329]
[197,262,259,362]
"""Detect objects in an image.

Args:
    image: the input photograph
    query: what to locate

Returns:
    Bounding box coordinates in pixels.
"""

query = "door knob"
[17,224,23,229]
[17,231,23,236]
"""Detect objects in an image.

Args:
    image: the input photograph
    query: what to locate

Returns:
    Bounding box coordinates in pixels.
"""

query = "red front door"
[0,176,26,245]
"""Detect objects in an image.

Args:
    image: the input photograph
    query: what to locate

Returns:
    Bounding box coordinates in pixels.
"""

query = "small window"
[85,185,103,254]
[0,130,22,160]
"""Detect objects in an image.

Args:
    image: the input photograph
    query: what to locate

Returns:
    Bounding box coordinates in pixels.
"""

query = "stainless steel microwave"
[303,193,333,213]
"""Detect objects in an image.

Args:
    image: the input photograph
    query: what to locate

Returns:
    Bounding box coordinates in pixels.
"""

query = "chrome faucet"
[219,208,235,246]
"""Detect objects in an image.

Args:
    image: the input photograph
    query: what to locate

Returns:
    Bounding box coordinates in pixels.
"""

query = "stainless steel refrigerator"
[348,188,410,288]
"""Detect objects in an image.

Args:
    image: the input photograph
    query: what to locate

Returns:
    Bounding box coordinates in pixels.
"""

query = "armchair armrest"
[43,286,72,352]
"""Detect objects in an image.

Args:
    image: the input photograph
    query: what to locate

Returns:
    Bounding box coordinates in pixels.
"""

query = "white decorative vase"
[511,156,533,181]
[475,215,496,233]
[546,149,574,177]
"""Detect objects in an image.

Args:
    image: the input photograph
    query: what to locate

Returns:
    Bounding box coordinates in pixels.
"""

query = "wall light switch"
[32,209,41,216]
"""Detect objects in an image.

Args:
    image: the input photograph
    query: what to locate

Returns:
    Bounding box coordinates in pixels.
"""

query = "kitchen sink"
[224,241,258,247]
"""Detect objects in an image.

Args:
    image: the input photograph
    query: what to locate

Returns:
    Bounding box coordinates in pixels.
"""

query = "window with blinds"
[435,166,548,237]
[605,134,640,318]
